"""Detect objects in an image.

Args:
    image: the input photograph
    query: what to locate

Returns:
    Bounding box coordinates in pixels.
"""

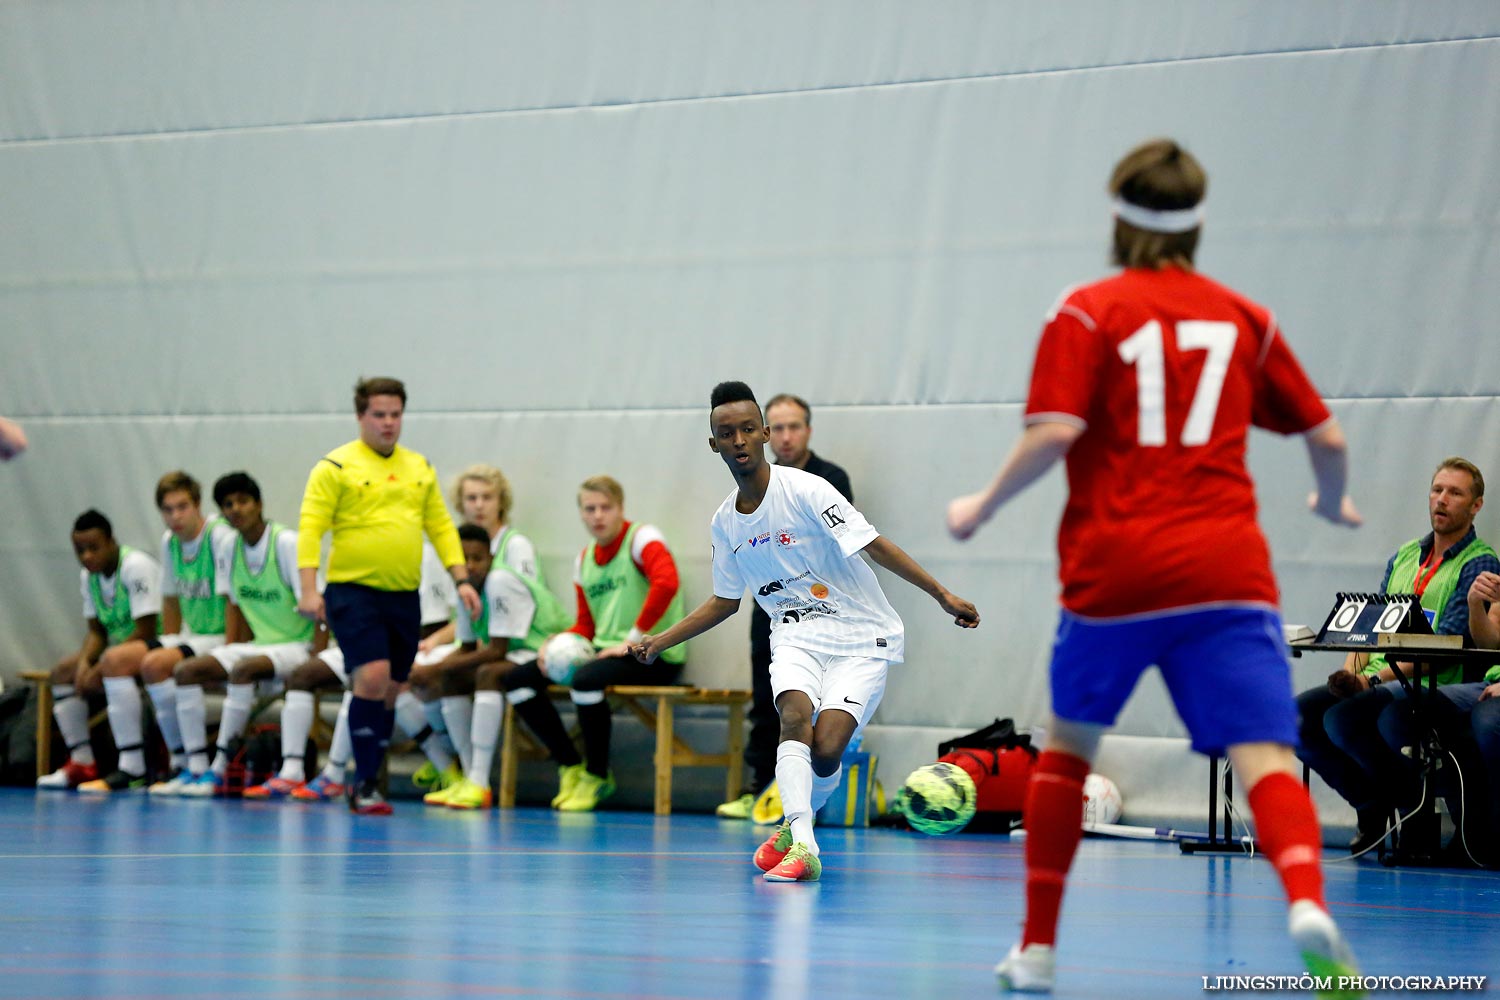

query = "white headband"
[1112,198,1204,234]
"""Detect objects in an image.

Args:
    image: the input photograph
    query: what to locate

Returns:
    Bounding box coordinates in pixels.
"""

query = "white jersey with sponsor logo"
[710,464,903,662]
[420,541,458,626]
[80,548,164,620]
[421,532,540,628]
[455,568,536,645]
[492,528,542,583]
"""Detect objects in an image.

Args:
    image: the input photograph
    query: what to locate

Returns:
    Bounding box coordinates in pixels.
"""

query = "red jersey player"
[947,139,1364,997]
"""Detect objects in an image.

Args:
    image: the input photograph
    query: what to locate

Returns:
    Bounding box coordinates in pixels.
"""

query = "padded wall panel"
[4,34,1498,417]
[5,2,1496,142]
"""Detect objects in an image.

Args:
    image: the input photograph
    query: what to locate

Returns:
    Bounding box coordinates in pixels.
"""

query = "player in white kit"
[633,381,979,881]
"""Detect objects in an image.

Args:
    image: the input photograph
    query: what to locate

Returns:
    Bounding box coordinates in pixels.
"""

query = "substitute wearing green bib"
[89,545,149,646]
[232,522,315,646]
[492,525,544,583]
[579,523,685,664]
[171,517,228,636]
[1363,532,1498,685]
[466,563,572,653]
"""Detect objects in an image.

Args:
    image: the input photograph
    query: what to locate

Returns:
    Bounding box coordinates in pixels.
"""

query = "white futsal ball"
[541,632,596,684]
[1082,773,1123,826]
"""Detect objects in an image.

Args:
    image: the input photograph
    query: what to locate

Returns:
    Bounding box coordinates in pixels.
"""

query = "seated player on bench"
[499,475,687,812]
[37,510,161,790]
[425,522,571,809]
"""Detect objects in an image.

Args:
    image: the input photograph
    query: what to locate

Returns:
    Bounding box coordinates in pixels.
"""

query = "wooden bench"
[20,669,335,778]
[21,670,63,777]
[498,685,751,815]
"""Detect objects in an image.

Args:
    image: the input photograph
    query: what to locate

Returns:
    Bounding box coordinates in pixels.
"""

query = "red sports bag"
[937,718,1037,831]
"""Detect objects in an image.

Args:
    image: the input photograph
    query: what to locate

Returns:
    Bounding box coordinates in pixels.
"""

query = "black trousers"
[744,604,778,795]
[503,653,683,777]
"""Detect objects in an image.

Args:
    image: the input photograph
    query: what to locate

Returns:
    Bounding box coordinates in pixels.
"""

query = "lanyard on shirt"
[1412,548,1444,599]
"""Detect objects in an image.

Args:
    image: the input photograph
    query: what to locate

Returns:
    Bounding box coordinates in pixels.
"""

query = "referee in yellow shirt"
[297,377,481,814]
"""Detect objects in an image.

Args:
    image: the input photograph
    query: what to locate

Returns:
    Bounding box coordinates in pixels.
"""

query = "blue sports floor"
[0,789,1494,999]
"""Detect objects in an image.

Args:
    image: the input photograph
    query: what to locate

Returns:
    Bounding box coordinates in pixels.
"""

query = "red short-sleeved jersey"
[1025,267,1331,619]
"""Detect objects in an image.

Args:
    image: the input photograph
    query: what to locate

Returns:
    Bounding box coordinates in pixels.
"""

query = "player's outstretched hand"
[0,416,27,461]
[1308,492,1362,528]
[945,494,988,541]
[630,635,661,664]
[938,590,980,628]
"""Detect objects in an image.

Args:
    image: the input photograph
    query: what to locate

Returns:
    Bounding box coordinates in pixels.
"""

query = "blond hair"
[450,464,513,523]
[155,470,202,508]
[578,475,624,507]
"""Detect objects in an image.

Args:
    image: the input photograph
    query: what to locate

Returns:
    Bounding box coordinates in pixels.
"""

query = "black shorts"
[324,582,420,682]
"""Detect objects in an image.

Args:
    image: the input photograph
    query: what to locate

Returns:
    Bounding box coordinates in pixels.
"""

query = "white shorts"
[317,647,348,685]
[413,641,460,668]
[411,643,533,671]
[210,641,314,678]
[160,632,225,656]
[250,649,346,699]
[769,646,888,734]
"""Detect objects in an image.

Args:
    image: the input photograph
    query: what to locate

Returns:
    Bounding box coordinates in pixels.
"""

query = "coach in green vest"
[1296,457,1500,853]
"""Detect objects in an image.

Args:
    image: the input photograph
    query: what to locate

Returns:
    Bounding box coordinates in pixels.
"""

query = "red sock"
[1021,750,1091,948]
[1246,771,1326,910]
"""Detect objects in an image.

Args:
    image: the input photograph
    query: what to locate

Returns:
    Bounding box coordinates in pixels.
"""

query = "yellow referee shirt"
[297,440,463,592]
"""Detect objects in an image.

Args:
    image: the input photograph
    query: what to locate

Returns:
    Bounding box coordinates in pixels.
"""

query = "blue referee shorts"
[324,582,420,682]
[1048,606,1297,757]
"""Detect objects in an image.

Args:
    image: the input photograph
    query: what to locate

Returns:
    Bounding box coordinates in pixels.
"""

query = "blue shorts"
[324,583,420,683]
[1049,606,1297,757]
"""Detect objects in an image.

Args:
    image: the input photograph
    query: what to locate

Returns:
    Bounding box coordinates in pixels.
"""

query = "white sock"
[213,683,255,777]
[776,740,818,854]
[441,695,474,774]
[146,679,184,767]
[396,690,454,771]
[103,676,146,776]
[52,685,95,766]
[278,690,314,782]
[322,692,353,780]
[177,684,209,775]
[468,690,503,789]
[422,696,455,755]
[811,764,844,813]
